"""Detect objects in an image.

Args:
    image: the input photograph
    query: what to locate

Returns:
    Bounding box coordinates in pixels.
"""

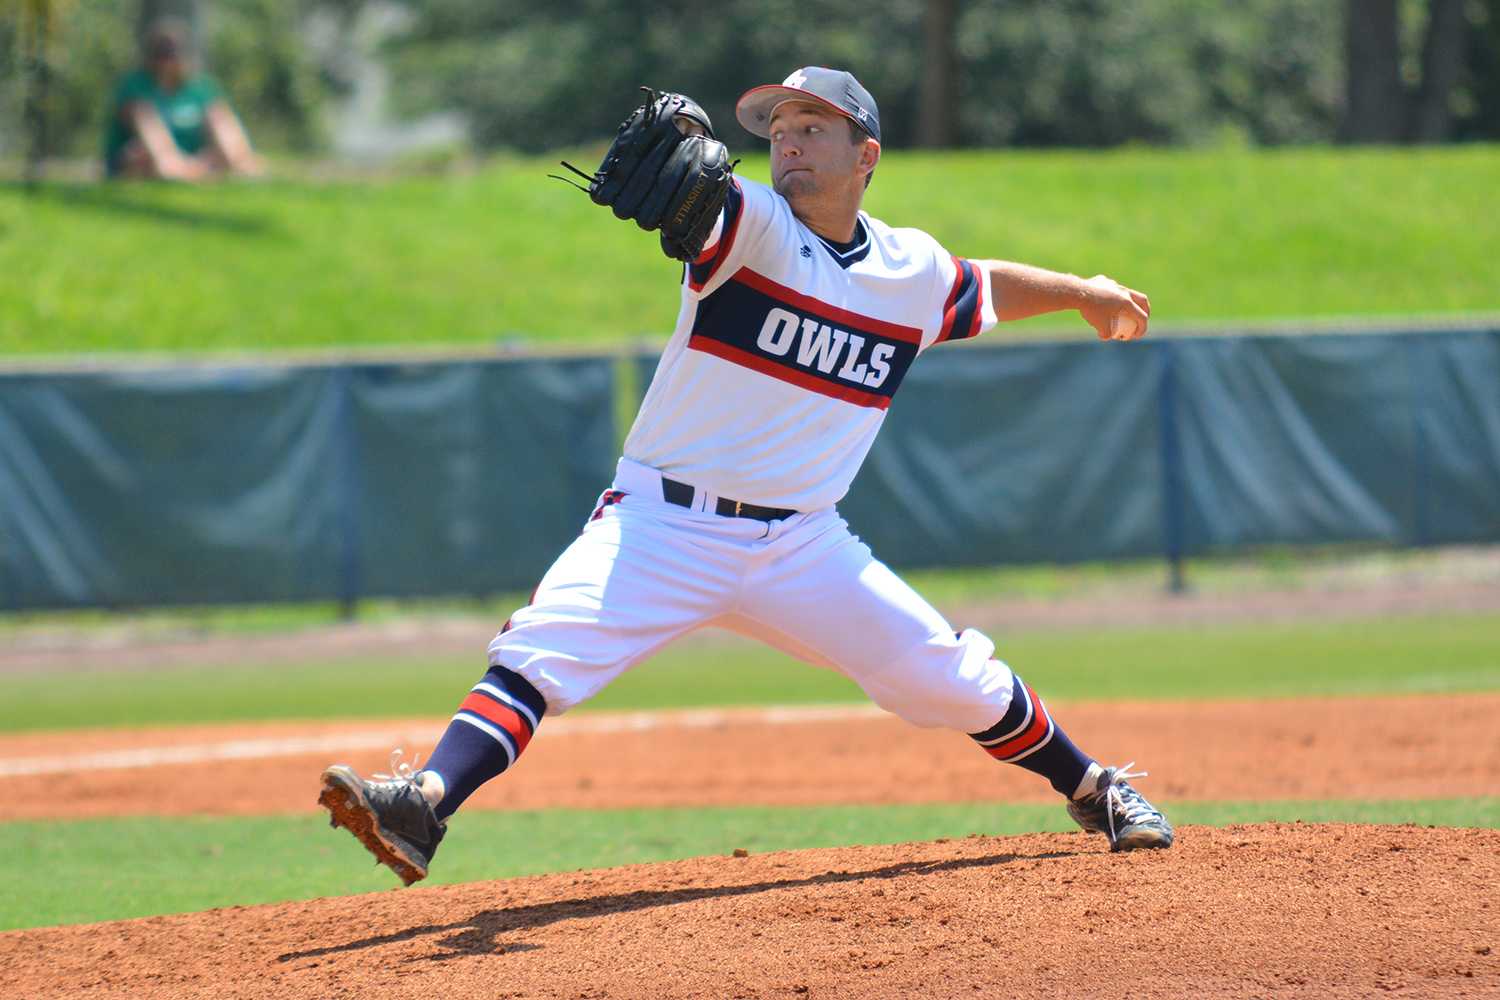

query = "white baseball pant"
[489,458,1017,732]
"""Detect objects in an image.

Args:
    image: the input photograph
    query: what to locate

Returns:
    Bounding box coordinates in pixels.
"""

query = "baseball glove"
[555,88,736,262]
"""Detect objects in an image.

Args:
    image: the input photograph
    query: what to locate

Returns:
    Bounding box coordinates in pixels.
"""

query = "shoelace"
[373,747,423,786]
[1097,762,1155,843]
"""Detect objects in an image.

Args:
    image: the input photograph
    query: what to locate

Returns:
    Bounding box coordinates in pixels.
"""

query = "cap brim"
[735,85,859,139]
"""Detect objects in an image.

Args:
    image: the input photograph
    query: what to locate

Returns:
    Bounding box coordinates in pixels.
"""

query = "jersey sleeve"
[923,248,998,350]
[684,176,775,297]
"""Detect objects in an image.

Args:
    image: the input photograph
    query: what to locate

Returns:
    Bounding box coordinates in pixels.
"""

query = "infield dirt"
[4,692,1500,996]
[4,823,1498,999]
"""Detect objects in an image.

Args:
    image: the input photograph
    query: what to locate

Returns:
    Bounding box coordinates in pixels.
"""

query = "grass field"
[2,609,1498,930]
[4,146,1498,356]
[3,613,1499,732]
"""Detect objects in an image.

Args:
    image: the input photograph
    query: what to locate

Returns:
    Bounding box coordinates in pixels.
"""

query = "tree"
[1340,0,1474,143]
[916,0,958,148]
[135,0,199,44]
[1410,0,1468,141]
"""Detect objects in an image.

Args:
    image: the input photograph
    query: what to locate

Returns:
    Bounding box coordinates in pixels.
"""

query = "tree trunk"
[21,0,52,187]
[136,0,201,46]
[1340,0,1405,143]
[917,0,958,148]
[1409,0,1470,141]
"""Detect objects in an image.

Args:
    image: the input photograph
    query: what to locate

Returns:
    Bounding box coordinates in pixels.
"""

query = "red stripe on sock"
[985,684,1052,759]
[459,693,533,755]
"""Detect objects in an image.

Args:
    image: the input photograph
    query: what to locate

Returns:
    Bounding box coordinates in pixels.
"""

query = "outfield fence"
[2,328,1497,611]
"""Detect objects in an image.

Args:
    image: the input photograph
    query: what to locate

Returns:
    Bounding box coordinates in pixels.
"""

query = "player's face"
[768,103,867,203]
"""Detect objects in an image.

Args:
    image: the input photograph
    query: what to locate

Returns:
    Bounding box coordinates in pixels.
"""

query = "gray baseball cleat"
[1066,763,1174,852]
[319,754,446,886]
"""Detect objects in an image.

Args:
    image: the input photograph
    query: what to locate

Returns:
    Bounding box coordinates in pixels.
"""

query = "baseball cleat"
[319,756,446,886]
[1067,763,1174,852]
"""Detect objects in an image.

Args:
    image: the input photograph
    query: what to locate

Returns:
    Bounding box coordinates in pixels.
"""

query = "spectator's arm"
[205,101,264,176]
[124,101,207,180]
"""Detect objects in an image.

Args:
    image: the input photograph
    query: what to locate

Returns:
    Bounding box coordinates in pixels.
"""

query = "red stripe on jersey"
[936,256,965,342]
[689,179,746,292]
[688,334,892,410]
[459,692,534,754]
[937,256,979,344]
[732,268,924,345]
[984,684,1052,759]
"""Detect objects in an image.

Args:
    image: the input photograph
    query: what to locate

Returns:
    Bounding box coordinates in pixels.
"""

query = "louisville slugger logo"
[671,177,706,227]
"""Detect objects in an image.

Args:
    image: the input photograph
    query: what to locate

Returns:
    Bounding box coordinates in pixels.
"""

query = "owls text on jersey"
[621,176,999,512]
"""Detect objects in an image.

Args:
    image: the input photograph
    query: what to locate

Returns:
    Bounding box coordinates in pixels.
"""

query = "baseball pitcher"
[320,67,1171,887]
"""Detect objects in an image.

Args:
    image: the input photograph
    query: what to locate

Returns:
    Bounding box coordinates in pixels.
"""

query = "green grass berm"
[4,145,1498,356]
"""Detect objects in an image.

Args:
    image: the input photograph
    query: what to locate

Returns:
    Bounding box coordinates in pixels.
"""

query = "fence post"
[1157,341,1187,593]
[333,367,362,620]
[1404,335,1430,547]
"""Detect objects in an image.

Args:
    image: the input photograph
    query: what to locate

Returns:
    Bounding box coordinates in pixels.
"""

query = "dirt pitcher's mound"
[4,824,1497,999]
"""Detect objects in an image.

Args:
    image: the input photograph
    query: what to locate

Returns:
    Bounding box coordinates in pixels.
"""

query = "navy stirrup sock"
[422,665,546,821]
[969,671,1094,798]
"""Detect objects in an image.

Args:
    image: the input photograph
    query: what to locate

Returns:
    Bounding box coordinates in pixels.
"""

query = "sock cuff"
[475,664,548,728]
[969,672,1051,759]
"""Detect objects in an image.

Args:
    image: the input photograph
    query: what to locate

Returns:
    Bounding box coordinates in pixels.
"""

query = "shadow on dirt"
[277,848,1078,964]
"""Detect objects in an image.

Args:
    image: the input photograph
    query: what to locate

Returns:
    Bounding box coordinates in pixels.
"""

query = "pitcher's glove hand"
[556,88,736,262]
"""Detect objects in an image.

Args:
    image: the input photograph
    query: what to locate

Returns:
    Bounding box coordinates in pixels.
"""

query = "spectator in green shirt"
[104,19,263,181]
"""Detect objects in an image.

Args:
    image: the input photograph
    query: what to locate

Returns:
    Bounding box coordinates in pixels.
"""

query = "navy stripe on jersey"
[936,256,985,343]
[689,267,922,410]
[687,180,746,292]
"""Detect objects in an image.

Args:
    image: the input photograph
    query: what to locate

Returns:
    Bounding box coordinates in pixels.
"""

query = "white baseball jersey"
[622,176,998,511]
[490,176,1016,732]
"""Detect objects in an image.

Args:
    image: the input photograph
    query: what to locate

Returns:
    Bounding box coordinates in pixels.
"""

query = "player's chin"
[773,170,817,200]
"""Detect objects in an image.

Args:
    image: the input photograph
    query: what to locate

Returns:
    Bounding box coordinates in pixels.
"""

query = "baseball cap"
[736,67,882,144]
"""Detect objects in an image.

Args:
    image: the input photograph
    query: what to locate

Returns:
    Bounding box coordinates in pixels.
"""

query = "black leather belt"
[661,477,797,522]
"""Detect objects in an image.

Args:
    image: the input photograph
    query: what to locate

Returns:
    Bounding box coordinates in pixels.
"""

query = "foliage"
[1455,0,1500,139]
[957,0,1342,147]
[383,0,1344,152]
[8,1,1500,161]
[197,0,334,152]
[0,0,342,160]
[0,0,137,160]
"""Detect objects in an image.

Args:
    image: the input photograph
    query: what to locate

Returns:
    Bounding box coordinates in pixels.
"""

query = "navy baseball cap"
[736,67,882,143]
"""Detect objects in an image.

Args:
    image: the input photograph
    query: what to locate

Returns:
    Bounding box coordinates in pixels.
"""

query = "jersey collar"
[813,215,871,270]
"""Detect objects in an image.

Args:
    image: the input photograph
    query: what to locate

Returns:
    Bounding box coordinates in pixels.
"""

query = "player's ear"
[858,138,880,179]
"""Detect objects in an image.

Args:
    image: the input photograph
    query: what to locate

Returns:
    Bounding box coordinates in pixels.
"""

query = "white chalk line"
[0,704,886,777]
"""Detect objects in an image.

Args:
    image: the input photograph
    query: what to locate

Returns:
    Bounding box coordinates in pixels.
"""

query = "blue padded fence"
[2,328,1496,611]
